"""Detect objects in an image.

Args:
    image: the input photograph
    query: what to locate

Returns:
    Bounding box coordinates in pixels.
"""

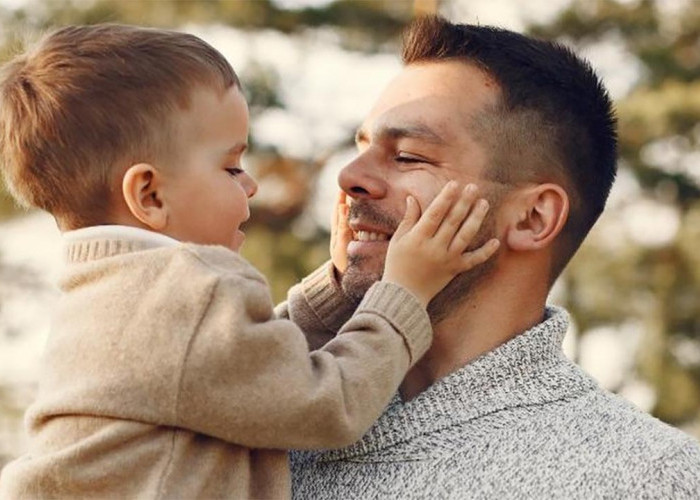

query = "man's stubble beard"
[340,198,499,323]
[426,214,497,324]
[341,201,396,305]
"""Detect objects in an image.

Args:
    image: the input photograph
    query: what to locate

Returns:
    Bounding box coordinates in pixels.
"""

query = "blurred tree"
[3,0,412,51]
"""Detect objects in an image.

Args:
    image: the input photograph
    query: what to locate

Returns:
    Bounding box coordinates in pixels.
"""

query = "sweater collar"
[317,306,596,461]
[63,225,179,263]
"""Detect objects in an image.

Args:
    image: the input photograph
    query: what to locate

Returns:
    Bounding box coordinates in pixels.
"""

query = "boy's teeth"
[354,231,389,242]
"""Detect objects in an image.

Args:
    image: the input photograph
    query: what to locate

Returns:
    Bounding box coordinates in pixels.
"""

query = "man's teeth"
[354,231,389,242]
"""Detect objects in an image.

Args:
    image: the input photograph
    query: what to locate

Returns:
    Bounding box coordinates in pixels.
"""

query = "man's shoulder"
[436,387,700,497]
[293,338,700,499]
[508,385,696,445]
[292,386,700,500]
[534,387,698,455]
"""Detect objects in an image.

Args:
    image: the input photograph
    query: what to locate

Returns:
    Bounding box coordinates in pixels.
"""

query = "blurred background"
[0,0,698,465]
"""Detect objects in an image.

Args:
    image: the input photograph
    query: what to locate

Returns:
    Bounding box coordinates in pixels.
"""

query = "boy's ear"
[121,163,167,231]
[505,183,569,252]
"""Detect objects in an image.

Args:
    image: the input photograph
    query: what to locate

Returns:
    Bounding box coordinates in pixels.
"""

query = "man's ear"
[121,163,167,231]
[505,183,569,251]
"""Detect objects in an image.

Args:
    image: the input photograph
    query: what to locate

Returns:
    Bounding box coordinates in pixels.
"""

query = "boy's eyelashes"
[225,167,244,177]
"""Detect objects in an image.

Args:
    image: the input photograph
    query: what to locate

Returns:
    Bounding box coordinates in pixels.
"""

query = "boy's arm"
[178,271,427,450]
[273,261,356,351]
[274,191,356,350]
[176,182,498,450]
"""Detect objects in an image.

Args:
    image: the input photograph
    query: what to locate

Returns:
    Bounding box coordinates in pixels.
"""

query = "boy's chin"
[229,230,246,252]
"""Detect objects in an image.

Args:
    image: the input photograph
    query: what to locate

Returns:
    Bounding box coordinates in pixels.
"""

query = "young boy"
[0,25,499,498]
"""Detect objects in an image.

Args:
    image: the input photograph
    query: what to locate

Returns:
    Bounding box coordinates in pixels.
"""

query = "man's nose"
[337,153,387,200]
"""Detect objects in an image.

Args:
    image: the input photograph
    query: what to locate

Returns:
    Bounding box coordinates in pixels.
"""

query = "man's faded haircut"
[402,16,618,281]
[0,24,239,229]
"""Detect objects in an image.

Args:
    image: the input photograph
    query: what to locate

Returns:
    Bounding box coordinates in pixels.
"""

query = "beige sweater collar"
[62,225,179,263]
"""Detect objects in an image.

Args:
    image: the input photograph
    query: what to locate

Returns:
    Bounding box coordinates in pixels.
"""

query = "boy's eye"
[225,167,244,177]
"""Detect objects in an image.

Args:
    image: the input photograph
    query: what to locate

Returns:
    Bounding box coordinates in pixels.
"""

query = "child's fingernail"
[466,183,477,193]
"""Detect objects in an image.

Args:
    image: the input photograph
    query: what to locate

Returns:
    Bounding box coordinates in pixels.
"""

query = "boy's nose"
[242,173,258,198]
[338,153,387,201]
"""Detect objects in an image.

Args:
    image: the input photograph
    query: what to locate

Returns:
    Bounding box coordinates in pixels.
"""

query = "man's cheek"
[403,179,443,215]
[413,191,441,216]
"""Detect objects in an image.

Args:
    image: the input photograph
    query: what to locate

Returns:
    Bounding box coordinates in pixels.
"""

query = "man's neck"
[399,270,548,401]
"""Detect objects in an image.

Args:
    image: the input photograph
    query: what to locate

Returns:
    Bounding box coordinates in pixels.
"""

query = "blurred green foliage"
[0,0,412,51]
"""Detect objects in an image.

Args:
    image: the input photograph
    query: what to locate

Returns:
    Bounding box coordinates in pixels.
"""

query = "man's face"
[338,61,503,312]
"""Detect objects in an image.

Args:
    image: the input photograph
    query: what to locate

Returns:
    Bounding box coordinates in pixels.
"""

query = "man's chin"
[340,265,383,303]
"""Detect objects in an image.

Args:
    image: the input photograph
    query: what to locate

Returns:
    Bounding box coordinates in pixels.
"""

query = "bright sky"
[0,0,27,9]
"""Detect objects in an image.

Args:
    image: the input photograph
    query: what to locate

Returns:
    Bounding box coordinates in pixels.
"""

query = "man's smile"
[347,222,393,258]
[347,200,399,244]
[352,230,390,242]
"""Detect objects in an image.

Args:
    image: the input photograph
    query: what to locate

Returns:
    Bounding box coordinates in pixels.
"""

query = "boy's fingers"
[337,202,350,237]
[330,192,341,236]
[449,198,490,254]
[434,184,479,245]
[336,204,351,271]
[337,204,351,243]
[414,181,459,237]
[331,191,351,272]
[393,196,421,240]
[333,192,347,229]
[460,238,500,270]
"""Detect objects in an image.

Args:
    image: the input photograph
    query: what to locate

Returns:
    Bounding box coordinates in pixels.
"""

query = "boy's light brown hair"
[0,24,239,229]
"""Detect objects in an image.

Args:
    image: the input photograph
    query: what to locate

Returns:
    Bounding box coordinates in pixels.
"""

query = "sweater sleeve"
[635,441,700,499]
[176,266,431,450]
[273,261,357,351]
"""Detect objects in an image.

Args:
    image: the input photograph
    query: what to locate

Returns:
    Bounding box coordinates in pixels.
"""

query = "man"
[291,15,700,499]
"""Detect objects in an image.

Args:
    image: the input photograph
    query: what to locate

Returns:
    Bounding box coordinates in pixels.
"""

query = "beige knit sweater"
[0,229,431,499]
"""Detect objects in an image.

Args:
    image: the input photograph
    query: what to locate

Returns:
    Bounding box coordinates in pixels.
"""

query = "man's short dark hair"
[402,16,618,281]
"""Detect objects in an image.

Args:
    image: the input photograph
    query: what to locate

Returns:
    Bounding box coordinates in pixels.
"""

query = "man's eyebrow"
[355,124,446,145]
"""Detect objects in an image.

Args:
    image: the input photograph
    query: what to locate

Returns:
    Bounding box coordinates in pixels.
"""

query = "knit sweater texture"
[292,307,700,499]
[0,229,432,499]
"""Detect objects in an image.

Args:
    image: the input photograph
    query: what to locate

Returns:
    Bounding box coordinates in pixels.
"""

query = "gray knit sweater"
[291,307,700,499]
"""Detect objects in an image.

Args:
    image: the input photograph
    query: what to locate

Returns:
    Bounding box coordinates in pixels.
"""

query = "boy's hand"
[330,191,351,275]
[382,181,500,308]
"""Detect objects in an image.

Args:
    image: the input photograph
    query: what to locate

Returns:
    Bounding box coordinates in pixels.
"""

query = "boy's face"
[162,85,257,252]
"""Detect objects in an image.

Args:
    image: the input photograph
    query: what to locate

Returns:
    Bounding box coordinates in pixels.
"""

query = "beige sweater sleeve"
[274,261,357,351]
[176,249,431,450]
